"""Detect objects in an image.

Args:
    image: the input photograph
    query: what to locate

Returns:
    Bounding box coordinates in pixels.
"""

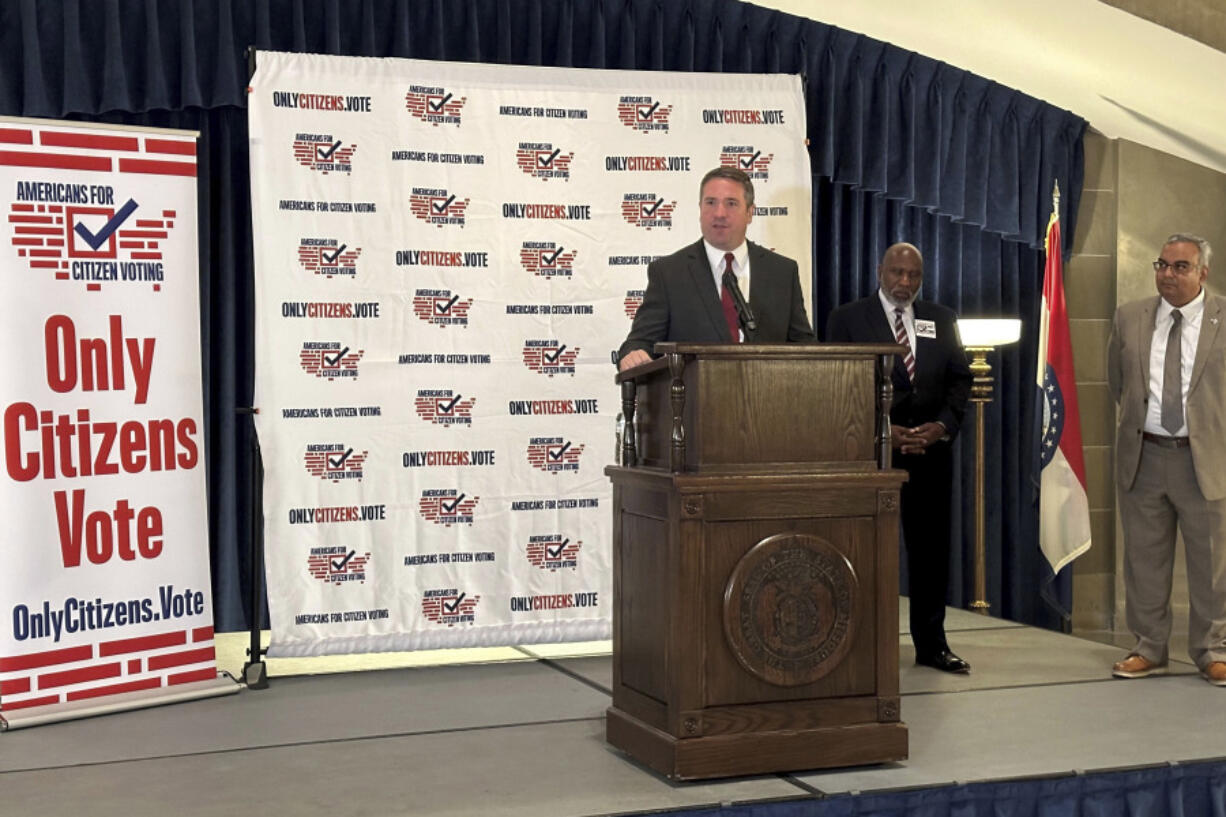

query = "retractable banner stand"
[0,117,236,729]
[248,50,812,657]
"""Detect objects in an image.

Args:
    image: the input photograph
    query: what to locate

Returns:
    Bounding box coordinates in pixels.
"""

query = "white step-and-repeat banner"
[248,50,811,656]
[0,117,225,723]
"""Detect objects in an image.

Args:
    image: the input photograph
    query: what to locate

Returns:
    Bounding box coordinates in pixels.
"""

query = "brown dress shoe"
[1112,653,1167,678]
[1202,661,1226,686]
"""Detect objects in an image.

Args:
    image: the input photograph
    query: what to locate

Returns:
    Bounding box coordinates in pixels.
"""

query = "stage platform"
[2,602,1223,817]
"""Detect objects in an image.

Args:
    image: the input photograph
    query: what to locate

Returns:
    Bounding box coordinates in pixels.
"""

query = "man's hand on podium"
[618,349,652,371]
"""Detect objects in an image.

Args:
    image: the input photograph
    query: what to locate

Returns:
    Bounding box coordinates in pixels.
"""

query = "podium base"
[606,706,908,781]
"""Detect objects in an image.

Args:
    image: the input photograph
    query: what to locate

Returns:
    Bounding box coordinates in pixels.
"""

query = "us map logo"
[522,340,579,377]
[419,489,479,526]
[621,194,675,230]
[410,188,469,227]
[520,242,576,278]
[421,589,479,626]
[526,535,581,571]
[298,239,361,278]
[412,289,472,327]
[405,86,466,126]
[304,443,368,482]
[624,290,644,318]
[299,342,364,379]
[307,546,371,585]
[527,438,584,474]
[414,389,476,426]
[516,143,573,180]
[10,192,175,292]
[720,146,774,179]
[618,96,673,133]
[292,134,356,174]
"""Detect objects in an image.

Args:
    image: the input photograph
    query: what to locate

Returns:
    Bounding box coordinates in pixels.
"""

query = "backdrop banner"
[0,117,230,726]
[248,50,812,656]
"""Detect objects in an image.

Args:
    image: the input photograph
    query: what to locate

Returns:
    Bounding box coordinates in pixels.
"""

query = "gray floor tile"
[898,596,1026,636]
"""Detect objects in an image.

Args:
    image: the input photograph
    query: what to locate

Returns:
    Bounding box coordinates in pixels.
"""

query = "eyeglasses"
[1153,259,1199,273]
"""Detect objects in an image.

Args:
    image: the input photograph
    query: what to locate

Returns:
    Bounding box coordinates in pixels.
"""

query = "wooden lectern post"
[605,342,907,780]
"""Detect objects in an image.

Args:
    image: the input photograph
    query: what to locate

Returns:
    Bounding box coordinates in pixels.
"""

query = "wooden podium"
[605,342,908,780]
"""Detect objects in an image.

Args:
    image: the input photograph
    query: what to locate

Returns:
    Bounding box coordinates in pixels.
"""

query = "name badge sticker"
[915,319,937,339]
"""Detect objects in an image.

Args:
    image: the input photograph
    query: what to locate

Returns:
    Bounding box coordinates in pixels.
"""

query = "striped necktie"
[894,307,915,382]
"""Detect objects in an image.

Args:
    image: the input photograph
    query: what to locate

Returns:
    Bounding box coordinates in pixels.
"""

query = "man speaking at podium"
[617,166,814,371]
[825,243,973,674]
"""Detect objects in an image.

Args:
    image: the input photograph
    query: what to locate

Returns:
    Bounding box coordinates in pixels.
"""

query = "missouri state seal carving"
[722,533,858,686]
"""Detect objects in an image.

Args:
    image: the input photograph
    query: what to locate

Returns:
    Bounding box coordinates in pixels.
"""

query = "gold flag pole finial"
[1052,179,1061,215]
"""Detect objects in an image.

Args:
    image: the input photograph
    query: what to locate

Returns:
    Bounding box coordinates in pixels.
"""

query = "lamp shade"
[957,318,1022,348]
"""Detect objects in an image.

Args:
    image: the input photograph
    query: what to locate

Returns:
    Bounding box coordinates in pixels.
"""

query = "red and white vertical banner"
[0,117,233,728]
[248,51,811,656]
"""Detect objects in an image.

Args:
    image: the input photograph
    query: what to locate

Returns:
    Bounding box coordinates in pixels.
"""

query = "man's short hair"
[1165,233,1213,269]
[699,166,754,209]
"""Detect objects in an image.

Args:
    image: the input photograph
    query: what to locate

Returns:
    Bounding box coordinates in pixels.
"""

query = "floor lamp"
[956,318,1022,615]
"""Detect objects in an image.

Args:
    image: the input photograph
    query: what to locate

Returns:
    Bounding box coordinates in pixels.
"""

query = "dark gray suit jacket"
[618,239,814,360]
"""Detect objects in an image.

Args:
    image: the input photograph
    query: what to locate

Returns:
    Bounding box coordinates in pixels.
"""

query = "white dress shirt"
[1145,288,1205,437]
[704,240,750,341]
[878,289,916,366]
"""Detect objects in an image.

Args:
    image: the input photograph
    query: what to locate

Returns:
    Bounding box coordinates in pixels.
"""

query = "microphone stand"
[722,268,757,340]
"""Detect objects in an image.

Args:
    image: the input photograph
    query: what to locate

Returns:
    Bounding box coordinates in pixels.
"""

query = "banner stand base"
[1,673,241,731]
[243,660,269,690]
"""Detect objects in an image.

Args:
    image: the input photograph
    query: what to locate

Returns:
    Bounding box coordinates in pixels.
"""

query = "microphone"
[722,268,757,335]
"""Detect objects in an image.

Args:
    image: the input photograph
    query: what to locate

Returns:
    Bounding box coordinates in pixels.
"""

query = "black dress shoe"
[916,650,970,674]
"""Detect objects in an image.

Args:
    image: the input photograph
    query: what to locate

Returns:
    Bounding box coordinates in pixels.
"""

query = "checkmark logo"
[331,549,356,572]
[322,244,347,264]
[548,442,572,461]
[638,101,660,120]
[432,195,456,214]
[739,150,761,169]
[641,199,663,217]
[537,148,561,168]
[546,539,568,559]
[443,593,465,614]
[541,247,563,266]
[328,448,353,469]
[442,494,465,513]
[316,141,342,161]
[428,93,453,112]
[435,295,460,314]
[324,346,349,367]
[436,394,462,414]
[74,199,138,251]
[544,345,566,364]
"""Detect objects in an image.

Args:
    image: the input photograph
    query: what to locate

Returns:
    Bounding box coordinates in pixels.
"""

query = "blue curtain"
[0,0,1086,630]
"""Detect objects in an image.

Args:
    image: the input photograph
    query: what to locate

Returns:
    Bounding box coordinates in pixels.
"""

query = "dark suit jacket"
[618,239,814,360]
[825,296,971,436]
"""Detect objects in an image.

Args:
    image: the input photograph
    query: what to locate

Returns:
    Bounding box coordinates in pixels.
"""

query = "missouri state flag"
[1036,202,1092,574]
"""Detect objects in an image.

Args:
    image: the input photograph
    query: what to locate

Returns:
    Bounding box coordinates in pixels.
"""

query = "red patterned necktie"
[893,307,915,382]
[720,252,740,342]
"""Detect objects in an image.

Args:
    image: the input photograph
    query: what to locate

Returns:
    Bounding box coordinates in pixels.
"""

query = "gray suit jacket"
[618,239,814,360]
[1108,292,1226,501]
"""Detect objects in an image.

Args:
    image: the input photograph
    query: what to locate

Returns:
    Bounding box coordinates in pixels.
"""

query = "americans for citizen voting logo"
[418,489,479,527]
[520,242,576,278]
[299,342,364,379]
[11,182,174,292]
[621,193,675,230]
[307,546,371,585]
[527,438,584,474]
[618,96,672,133]
[412,289,472,327]
[719,145,774,179]
[405,86,466,126]
[526,535,581,571]
[298,238,361,278]
[624,290,645,318]
[522,340,579,377]
[421,589,480,626]
[515,143,573,181]
[410,188,469,227]
[303,443,368,482]
[292,134,356,174]
[414,389,475,427]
